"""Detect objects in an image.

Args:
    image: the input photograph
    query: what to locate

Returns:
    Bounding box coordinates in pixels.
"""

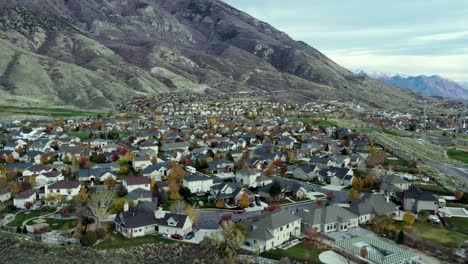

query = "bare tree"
[88,191,116,228]
[170,199,188,214]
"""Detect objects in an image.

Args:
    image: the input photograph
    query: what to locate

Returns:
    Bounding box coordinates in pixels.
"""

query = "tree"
[265,203,279,212]
[218,214,232,226]
[22,225,28,234]
[403,213,416,227]
[158,189,168,204]
[63,155,71,164]
[326,191,335,203]
[151,155,157,164]
[216,199,225,209]
[112,198,135,214]
[74,188,88,204]
[417,210,430,222]
[396,230,405,244]
[269,181,282,200]
[265,164,275,177]
[363,172,375,190]
[304,227,320,246]
[238,193,250,208]
[40,154,49,164]
[103,177,116,189]
[8,181,21,195]
[88,191,116,228]
[348,188,360,201]
[209,221,246,263]
[170,200,188,214]
[179,187,192,200]
[6,154,15,163]
[45,193,64,205]
[83,231,97,247]
[187,205,200,224]
[360,246,368,258]
[454,188,463,200]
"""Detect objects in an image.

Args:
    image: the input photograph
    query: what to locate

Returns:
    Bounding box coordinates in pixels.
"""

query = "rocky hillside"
[0,0,431,110]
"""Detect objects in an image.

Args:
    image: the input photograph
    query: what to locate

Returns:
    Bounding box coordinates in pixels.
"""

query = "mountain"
[357,70,468,101]
[0,0,429,110]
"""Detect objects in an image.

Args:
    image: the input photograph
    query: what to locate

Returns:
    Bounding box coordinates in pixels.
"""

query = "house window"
[254,240,257,244]
[280,227,283,231]
[287,224,289,228]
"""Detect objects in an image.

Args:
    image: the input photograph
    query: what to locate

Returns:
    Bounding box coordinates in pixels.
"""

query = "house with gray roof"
[398,187,438,213]
[125,188,153,204]
[380,174,410,197]
[296,205,359,233]
[210,182,254,207]
[245,210,301,252]
[349,194,399,224]
[182,173,214,193]
[292,164,319,181]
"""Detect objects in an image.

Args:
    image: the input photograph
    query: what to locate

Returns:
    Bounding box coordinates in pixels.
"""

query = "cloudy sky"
[224,0,468,82]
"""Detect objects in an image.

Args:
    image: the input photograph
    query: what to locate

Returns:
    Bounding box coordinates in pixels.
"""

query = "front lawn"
[26,218,77,230]
[447,149,468,164]
[94,231,179,250]
[261,242,325,263]
[412,184,452,195]
[446,203,468,209]
[6,207,56,227]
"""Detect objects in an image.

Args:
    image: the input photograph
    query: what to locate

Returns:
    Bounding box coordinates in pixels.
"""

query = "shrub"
[96,228,106,240]
[83,231,97,247]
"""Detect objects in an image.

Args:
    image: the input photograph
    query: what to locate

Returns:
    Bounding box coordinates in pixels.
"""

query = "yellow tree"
[112,198,135,214]
[352,176,363,191]
[103,177,116,189]
[151,155,157,165]
[28,176,36,187]
[454,188,463,200]
[8,181,21,195]
[216,199,225,208]
[403,213,416,227]
[239,193,250,208]
[6,154,15,163]
[348,188,360,200]
[363,172,375,190]
[74,188,89,204]
[187,205,200,224]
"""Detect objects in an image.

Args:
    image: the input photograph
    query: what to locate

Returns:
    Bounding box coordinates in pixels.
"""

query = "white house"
[245,210,301,252]
[13,189,36,208]
[236,168,261,187]
[182,173,214,193]
[349,194,399,224]
[123,177,151,193]
[35,170,64,186]
[45,180,81,200]
[23,164,53,177]
[132,155,154,171]
[297,205,359,233]
[0,187,11,202]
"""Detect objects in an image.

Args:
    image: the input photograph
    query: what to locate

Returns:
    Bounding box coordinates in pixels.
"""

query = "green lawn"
[446,203,468,209]
[398,221,468,247]
[449,217,468,234]
[94,232,179,250]
[6,207,56,227]
[261,243,325,263]
[26,218,77,231]
[447,149,468,164]
[383,158,409,168]
[0,105,101,118]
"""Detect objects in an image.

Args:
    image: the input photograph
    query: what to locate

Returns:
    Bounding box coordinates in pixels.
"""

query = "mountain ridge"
[0,0,433,110]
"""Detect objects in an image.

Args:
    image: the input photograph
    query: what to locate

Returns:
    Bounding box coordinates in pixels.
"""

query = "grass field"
[94,232,178,250]
[26,218,77,230]
[0,105,101,118]
[6,207,56,227]
[447,149,468,164]
[261,242,324,263]
[446,203,468,209]
[449,217,468,234]
[396,221,468,247]
[413,184,452,195]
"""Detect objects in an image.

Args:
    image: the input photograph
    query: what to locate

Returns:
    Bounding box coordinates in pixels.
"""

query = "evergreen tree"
[396,230,405,244]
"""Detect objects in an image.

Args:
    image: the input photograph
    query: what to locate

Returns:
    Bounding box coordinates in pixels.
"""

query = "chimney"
[124,202,129,212]
[154,207,166,219]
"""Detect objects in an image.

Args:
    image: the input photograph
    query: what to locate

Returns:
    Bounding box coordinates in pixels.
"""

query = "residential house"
[23,164,53,177]
[349,194,399,224]
[35,170,64,186]
[380,174,410,197]
[318,167,354,186]
[78,169,116,182]
[236,168,261,187]
[258,181,307,201]
[132,155,154,171]
[398,187,438,213]
[182,173,214,193]
[13,189,37,208]
[125,188,153,204]
[297,205,359,233]
[0,187,11,202]
[142,162,171,181]
[210,182,255,207]
[45,180,81,200]
[123,177,151,193]
[207,158,234,174]
[245,210,301,252]
[292,164,319,181]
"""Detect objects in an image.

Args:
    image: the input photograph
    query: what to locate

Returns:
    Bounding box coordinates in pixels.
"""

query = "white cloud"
[411,30,468,43]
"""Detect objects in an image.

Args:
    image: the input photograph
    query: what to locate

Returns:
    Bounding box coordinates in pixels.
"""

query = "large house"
[114,202,192,238]
[398,187,438,213]
[318,167,354,186]
[380,174,410,197]
[45,180,81,200]
[297,205,359,233]
[13,189,37,208]
[349,194,399,224]
[35,170,64,186]
[123,177,151,193]
[210,182,254,207]
[0,187,11,202]
[182,173,214,194]
[245,210,301,252]
[235,168,261,187]
[292,164,319,181]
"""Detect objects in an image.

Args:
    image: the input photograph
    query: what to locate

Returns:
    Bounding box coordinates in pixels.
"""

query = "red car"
[234,209,246,214]
[170,234,184,240]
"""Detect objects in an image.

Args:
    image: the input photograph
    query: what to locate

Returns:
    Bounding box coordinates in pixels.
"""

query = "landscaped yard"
[446,203,468,209]
[6,207,56,227]
[447,149,468,164]
[26,218,77,230]
[94,232,179,250]
[261,242,325,263]
[448,217,468,234]
[396,221,468,247]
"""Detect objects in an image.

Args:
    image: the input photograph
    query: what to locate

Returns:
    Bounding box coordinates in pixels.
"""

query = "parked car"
[249,202,255,207]
[185,232,195,240]
[234,209,245,214]
[170,234,184,240]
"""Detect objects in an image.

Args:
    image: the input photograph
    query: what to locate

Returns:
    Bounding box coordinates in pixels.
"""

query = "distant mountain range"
[354,70,468,101]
